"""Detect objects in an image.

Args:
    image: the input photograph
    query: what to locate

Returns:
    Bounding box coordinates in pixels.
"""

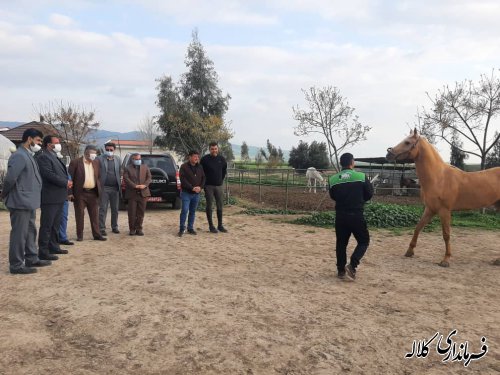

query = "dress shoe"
[50,249,69,255]
[177,230,184,237]
[100,230,107,236]
[59,240,74,245]
[217,226,228,233]
[39,254,59,261]
[129,230,136,236]
[135,230,144,236]
[10,267,37,274]
[345,264,356,280]
[209,226,218,233]
[112,228,120,234]
[77,237,83,242]
[187,229,197,235]
[25,259,52,267]
[93,236,107,241]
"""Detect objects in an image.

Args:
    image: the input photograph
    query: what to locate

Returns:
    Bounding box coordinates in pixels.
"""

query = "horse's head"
[386,128,421,162]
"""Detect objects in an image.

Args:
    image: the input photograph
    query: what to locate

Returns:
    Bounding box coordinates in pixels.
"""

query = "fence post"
[225,174,229,204]
[239,170,243,198]
[258,169,262,203]
[285,169,290,213]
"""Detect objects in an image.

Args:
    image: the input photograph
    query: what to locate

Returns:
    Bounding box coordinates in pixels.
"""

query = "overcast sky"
[1,0,499,160]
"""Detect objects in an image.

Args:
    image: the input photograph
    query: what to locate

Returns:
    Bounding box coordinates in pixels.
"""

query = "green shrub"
[292,202,500,230]
[241,208,303,215]
[197,194,238,211]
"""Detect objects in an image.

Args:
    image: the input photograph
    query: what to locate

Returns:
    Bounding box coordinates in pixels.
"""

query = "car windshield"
[140,155,176,175]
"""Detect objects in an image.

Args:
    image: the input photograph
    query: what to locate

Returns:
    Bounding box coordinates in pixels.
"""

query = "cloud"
[49,13,76,28]
[136,0,278,25]
[0,1,499,160]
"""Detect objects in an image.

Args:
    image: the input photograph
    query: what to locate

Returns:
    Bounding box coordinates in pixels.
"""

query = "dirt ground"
[0,205,499,375]
[227,184,422,211]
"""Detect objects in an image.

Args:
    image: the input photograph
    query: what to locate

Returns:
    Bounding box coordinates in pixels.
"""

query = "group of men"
[1,128,154,274]
[2,128,371,281]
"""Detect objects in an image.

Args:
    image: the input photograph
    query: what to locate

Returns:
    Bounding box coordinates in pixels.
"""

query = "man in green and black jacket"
[329,153,373,280]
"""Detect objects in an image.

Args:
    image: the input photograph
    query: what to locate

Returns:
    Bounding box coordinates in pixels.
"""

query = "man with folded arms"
[36,135,72,260]
[1,128,51,274]
[68,145,106,241]
[123,153,152,236]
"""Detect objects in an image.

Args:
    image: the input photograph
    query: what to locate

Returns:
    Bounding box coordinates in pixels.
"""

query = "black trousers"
[204,185,224,228]
[335,212,370,272]
[38,202,64,257]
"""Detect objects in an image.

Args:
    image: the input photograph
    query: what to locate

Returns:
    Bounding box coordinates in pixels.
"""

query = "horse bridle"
[387,136,420,161]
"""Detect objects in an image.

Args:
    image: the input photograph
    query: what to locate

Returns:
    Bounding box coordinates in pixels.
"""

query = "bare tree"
[293,86,371,170]
[420,69,500,170]
[137,115,159,154]
[36,101,99,159]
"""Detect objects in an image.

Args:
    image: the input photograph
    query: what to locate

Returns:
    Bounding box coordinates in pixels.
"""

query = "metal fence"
[223,168,421,212]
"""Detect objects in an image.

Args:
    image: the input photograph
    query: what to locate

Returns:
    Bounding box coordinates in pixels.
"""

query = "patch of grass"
[292,202,500,231]
[0,201,6,210]
[196,195,238,211]
[240,208,304,215]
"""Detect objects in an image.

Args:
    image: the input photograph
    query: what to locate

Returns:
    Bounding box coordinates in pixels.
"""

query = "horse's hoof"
[405,250,414,257]
[438,261,450,268]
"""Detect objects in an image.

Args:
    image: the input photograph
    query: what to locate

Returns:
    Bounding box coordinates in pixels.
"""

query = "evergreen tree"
[288,141,309,169]
[156,30,232,157]
[485,131,500,168]
[240,141,250,162]
[450,130,468,170]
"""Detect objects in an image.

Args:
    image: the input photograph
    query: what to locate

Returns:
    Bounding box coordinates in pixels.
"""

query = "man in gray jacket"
[1,128,51,274]
[98,142,122,235]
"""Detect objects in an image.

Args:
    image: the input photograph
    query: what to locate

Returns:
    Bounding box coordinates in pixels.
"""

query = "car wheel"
[172,196,181,209]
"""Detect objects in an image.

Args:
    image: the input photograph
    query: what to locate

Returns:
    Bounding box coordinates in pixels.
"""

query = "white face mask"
[56,152,63,159]
[30,143,41,153]
[105,151,114,157]
[53,144,62,153]
[89,153,97,161]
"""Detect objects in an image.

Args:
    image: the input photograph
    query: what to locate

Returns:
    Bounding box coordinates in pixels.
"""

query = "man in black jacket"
[329,153,373,280]
[201,142,228,233]
[37,135,73,260]
[178,150,205,237]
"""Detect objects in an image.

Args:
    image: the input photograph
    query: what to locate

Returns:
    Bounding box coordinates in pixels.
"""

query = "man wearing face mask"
[123,153,151,236]
[1,128,51,274]
[57,152,74,246]
[36,135,73,260]
[68,145,106,241]
[98,142,122,236]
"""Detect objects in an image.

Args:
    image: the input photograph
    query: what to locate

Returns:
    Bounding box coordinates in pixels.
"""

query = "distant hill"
[232,143,289,161]
[90,129,142,145]
[0,121,25,129]
[0,124,289,160]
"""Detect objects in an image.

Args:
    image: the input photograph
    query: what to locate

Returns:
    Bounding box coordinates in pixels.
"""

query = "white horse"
[306,167,326,193]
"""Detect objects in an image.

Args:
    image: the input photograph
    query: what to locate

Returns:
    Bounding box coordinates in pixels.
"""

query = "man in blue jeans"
[58,152,74,245]
[178,150,205,237]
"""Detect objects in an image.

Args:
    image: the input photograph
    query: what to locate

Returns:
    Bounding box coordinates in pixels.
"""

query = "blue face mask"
[133,160,142,166]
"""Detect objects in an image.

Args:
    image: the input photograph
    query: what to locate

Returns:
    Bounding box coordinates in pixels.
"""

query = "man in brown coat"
[68,145,107,241]
[123,153,152,236]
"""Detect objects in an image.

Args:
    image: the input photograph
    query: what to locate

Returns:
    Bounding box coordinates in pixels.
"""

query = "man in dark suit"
[98,142,122,236]
[1,128,51,274]
[36,135,73,260]
[68,145,106,241]
[123,153,151,236]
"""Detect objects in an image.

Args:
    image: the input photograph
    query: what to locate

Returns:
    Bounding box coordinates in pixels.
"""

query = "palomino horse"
[386,129,500,267]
